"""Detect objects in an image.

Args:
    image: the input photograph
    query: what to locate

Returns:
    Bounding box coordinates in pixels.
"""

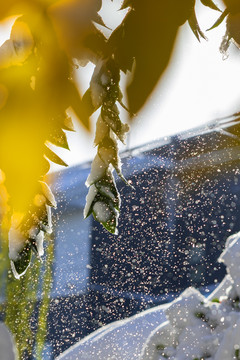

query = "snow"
[94,115,109,146]
[45,205,53,234]
[93,201,112,223]
[35,230,44,257]
[219,231,240,298]
[85,154,107,186]
[39,181,57,208]
[83,183,97,218]
[0,322,17,360]
[58,230,240,360]
[56,303,169,360]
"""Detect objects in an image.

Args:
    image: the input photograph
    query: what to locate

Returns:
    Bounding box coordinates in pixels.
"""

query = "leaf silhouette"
[207,8,229,31]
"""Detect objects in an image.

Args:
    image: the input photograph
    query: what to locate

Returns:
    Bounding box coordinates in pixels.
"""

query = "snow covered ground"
[57,231,240,360]
[2,230,240,359]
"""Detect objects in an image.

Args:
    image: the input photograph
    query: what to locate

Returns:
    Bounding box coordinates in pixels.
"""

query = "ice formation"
[8,180,55,279]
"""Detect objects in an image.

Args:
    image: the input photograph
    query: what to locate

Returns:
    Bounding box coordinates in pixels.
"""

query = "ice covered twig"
[84,58,129,234]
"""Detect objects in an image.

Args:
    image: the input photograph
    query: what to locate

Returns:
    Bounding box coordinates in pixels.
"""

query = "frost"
[35,230,44,257]
[10,260,26,280]
[84,184,97,218]
[39,181,57,208]
[93,201,112,223]
[45,205,53,234]
[97,184,116,202]
[86,154,108,186]
[219,33,231,60]
[98,142,119,167]
[94,115,109,146]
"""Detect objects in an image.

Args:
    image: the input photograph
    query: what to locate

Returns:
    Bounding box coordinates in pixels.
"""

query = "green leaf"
[195,312,208,321]
[92,204,118,234]
[200,0,221,11]
[92,13,110,29]
[44,145,68,167]
[207,8,229,31]
[48,128,70,150]
[82,88,97,116]
[39,181,57,208]
[68,82,90,130]
[29,238,39,256]
[101,104,129,143]
[62,115,75,132]
[101,218,118,234]
[42,158,51,176]
[12,243,32,277]
[188,9,207,41]
[211,298,220,303]
[235,348,240,359]
[95,171,120,210]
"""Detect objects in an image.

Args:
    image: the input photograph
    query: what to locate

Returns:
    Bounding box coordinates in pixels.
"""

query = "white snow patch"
[94,115,109,146]
[35,230,44,257]
[84,184,97,218]
[85,154,108,186]
[57,231,240,360]
[219,231,240,297]
[165,287,206,328]
[39,181,57,208]
[93,201,112,223]
[45,205,53,234]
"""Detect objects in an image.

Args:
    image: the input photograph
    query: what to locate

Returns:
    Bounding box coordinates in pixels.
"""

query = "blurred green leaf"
[12,243,32,276]
[48,128,70,150]
[207,8,229,31]
[188,9,207,41]
[44,145,68,167]
[120,0,133,10]
[92,13,110,29]
[200,0,221,11]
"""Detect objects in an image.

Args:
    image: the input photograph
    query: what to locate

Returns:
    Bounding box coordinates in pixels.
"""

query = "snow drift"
[58,231,240,360]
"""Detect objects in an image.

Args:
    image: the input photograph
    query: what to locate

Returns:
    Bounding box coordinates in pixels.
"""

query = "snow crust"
[58,230,240,360]
[140,231,240,360]
[85,154,107,187]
